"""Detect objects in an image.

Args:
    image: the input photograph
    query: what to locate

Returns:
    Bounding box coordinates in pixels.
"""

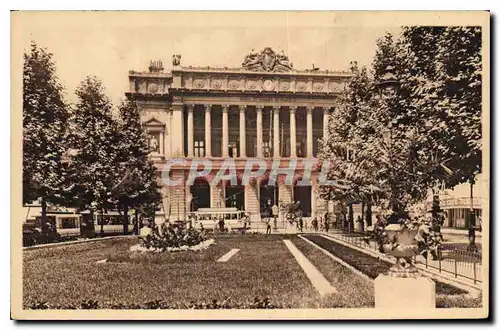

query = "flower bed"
[135,223,212,252]
[130,238,214,253]
[303,235,469,296]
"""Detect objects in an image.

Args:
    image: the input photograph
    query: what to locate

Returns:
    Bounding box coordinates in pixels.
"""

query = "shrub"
[24,297,282,310]
[137,222,210,252]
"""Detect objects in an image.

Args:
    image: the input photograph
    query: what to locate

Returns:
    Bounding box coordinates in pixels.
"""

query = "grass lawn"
[302,235,482,308]
[23,233,481,310]
[289,236,375,308]
[23,234,331,309]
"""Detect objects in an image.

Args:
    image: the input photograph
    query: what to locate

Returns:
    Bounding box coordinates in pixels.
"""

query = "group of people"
[264,202,280,234]
[307,216,330,232]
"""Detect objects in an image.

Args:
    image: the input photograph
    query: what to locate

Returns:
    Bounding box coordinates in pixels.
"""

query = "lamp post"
[373,64,436,309]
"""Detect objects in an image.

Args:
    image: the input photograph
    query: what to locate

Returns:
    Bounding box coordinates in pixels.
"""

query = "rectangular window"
[228,141,238,158]
[194,140,205,157]
[263,141,272,158]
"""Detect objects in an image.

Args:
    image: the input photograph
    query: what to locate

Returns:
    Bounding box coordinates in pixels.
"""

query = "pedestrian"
[266,217,272,234]
[312,217,318,232]
[219,216,225,233]
[325,220,330,232]
[299,216,304,233]
[272,203,279,231]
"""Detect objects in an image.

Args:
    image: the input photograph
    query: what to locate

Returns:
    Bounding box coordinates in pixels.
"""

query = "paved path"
[217,249,240,262]
[283,239,337,297]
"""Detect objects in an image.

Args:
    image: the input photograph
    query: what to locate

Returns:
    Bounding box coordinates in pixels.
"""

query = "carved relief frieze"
[313,82,324,92]
[329,81,343,93]
[193,78,205,89]
[296,81,307,92]
[279,81,291,91]
[262,79,275,91]
[228,79,240,89]
[246,79,258,90]
[211,78,223,89]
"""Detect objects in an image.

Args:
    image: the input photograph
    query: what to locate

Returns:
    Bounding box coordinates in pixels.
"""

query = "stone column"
[204,104,212,157]
[239,105,246,158]
[187,104,194,157]
[159,131,164,155]
[290,106,297,158]
[273,106,280,158]
[171,103,184,157]
[256,105,263,158]
[222,105,229,157]
[323,107,330,141]
[306,106,314,158]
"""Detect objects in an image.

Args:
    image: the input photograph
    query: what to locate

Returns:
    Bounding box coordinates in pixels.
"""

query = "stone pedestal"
[374,275,435,309]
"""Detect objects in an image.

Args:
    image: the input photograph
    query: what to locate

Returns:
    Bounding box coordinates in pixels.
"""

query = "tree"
[372,33,398,82]
[67,76,120,235]
[318,62,380,230]
[23,42,69,232]
[398,26,482,249]
[433,27,482,250]
[112,99,162,235]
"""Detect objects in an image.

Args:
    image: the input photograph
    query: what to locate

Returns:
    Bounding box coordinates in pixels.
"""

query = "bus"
[190,207,248,231]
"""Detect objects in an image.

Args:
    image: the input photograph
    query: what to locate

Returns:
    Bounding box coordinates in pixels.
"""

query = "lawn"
[289,236,374,308]
[23,233,480,310]
[302,235,482,308]
[23,234,325,309]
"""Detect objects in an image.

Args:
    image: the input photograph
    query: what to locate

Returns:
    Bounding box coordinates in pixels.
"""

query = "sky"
[14,12,402,106]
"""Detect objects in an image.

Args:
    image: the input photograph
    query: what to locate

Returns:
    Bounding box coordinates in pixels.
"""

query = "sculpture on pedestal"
[149,134,159,154]
[172,54,181,67]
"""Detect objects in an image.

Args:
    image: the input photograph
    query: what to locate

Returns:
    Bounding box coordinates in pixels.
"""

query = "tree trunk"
[40,197,47,233]
[134,209,139,235]
[468,181,477,252]
[366,201,373,227]
[100,209,104,236]
[123,204,129,235]
[432,187,441,223]
[361,202,365,223]
[348,204,354,233]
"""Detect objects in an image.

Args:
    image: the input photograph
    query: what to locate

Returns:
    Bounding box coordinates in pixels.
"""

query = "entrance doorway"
[190,178,211,211]
[260,179,278,218]
[225,185,245,210]
[293,185,312,217]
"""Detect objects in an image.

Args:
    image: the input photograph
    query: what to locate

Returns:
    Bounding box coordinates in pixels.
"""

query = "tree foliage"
[23,42,70,227]
[112,99,162,233]
[65,76,121,215]
[318,27,482,225]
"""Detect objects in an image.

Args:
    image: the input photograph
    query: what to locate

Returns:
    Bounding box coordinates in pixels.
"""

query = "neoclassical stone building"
[126,48,352,222]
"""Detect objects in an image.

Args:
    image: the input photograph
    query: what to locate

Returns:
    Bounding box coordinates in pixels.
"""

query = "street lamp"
[373,64,436,309]
[377,64,400,91]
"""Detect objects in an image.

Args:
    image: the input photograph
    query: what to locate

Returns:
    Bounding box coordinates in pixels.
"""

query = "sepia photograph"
[10,10,490,320]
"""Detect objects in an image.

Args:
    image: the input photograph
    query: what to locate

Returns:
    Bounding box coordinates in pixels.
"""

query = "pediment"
[143,116,165,127]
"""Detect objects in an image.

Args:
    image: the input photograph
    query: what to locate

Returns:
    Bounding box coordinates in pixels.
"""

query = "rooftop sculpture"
[242,47,293,72]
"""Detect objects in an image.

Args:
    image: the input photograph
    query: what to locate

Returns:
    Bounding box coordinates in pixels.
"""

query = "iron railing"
[332,230,482,284]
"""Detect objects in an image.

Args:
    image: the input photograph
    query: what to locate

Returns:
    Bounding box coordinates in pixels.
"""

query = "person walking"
[218,216,225,234]
[272,203,279,231]
[312,217,318,232]
[266,217,272,234]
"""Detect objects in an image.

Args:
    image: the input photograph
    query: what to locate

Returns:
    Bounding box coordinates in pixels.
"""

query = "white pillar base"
[374,275,435,309]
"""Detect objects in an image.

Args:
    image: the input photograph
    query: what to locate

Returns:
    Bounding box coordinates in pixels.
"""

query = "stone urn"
[382,224,420,277]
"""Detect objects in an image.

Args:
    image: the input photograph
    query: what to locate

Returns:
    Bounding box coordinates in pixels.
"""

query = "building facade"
[426,173,487,229]
[126,48,352,222]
